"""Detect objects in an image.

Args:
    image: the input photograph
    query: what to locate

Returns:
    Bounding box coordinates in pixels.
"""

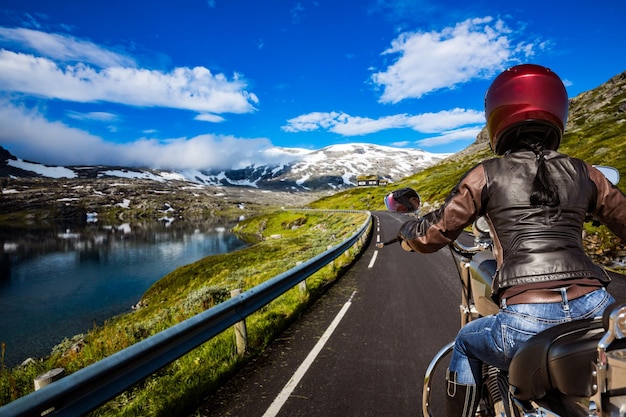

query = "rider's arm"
[399,164,487,253]
[587,162,626,241]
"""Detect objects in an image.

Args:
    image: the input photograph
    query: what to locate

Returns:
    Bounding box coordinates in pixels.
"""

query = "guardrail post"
[230,289,248,357]
[327,245,334,270]
[296,261,307,294]
[34,368,65,391]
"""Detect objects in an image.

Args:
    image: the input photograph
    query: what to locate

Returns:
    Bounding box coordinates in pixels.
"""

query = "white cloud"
[330,114,409,136]
[281,111,343,132]
[282,108,484,136]
[0,50,258,114]
[282,17,537,147]
[118,135,275,170]
[194,113,226,123]
[416,127,484,147]
[0,102,282,170]
[404,108,484,133]
[0,26,266,169]
[0,27,135,68]
[66,111,118,122]
[0,101,117,166]
[372,17,536,103]
[0,27,259,115]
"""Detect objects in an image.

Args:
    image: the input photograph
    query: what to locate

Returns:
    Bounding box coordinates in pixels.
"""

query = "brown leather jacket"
[399,150,626,297]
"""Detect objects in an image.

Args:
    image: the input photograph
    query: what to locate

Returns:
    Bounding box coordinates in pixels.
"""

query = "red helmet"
[485,64,568,155]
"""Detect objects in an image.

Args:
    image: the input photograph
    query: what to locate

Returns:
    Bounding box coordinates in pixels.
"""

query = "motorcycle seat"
[508,317,605,400]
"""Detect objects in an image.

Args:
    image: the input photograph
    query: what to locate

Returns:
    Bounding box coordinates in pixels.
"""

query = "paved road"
[192,211,626,417]
[193,211,463,416]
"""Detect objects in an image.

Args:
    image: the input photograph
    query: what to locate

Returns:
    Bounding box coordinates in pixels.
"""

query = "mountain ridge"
[0,142,450,191]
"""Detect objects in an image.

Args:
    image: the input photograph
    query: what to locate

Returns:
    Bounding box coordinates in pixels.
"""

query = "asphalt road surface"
[193,211,626,417]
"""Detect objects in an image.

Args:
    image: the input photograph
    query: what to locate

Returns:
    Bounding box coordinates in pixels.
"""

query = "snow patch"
[116,199,131,208]
[100,170,165,182]
[8,158,76,179]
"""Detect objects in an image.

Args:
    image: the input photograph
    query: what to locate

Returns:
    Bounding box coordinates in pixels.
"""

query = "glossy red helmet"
[485,64,568,155]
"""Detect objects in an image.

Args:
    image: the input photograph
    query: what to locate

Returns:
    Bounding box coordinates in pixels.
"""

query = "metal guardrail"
[0,212,372,417]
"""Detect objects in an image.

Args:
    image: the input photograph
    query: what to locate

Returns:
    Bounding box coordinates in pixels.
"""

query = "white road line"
[262,291,357,417]
[368,250,378,269]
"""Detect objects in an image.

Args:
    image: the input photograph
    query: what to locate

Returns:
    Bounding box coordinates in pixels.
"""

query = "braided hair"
[509,134,561,207]
[529,142,560,207]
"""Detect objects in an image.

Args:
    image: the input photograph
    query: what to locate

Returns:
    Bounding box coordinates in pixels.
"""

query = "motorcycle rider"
[395,64,626,416]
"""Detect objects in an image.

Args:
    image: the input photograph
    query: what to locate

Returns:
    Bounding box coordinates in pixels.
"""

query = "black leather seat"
[508,317,604,400]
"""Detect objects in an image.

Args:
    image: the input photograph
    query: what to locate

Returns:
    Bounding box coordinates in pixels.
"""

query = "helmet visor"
[384,188,420,212]
[384,193,408,212]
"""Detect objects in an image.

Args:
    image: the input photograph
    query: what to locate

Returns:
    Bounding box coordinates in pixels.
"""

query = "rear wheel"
[481,364,521,417]
[423,343,509,417]
[422,342,454,416]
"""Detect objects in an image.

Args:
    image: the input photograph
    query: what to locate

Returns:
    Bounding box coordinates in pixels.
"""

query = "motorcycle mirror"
[594,165,620,185]
[384,188,421,213]
[473,216,491,236]
[599,301,626,350]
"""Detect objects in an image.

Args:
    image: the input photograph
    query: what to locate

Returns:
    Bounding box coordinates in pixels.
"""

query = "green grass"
[0,210,370,416]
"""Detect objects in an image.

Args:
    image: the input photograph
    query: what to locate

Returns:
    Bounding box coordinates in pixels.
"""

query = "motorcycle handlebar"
[450,239,488,258]
[451,239,481,252]
[376,237,401,248]
[376,236,488,253]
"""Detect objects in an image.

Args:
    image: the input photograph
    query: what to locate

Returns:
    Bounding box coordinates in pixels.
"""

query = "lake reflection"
[0,218,247,367]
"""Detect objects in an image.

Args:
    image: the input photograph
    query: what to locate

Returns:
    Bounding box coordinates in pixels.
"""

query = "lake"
[0,217,247,367]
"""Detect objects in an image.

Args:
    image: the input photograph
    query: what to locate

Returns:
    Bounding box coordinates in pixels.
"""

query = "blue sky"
[0,0,624,171]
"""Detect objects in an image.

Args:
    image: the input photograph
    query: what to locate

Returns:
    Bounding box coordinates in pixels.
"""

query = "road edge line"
[262,291,356,417]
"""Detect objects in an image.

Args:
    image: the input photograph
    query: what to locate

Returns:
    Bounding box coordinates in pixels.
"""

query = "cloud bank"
[0,100,283,171]
[282,108,484,136]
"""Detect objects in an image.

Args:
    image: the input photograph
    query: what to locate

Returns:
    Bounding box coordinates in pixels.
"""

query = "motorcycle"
[380,166,626,417]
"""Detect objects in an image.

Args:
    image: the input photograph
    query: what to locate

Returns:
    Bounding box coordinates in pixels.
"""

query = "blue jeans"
[449,287,614,385]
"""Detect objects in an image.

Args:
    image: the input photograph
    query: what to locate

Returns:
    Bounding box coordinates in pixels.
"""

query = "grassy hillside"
[309,72,626,212]
[308,144,493,212]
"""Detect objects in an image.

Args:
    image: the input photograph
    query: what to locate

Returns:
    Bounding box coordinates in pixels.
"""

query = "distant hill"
[0,143,449,191]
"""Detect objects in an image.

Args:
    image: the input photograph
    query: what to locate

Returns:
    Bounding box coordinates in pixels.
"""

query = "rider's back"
[481,150,609,292]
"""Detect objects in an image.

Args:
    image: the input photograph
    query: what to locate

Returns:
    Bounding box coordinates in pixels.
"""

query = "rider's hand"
[398,219,423,252]
[400,240,414,252]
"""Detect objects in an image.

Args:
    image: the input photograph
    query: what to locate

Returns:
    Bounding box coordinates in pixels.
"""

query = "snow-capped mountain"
[0,143,450,191]
[189,143,450,190]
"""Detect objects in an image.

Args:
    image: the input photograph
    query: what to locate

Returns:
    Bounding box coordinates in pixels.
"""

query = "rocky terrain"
[0,175,321,223]
[0,141,450,241]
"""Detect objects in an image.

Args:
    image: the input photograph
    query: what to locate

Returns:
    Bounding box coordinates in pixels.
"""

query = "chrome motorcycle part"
[594,165,621,186]
[423,342,455,417]
[593,302,626,416]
